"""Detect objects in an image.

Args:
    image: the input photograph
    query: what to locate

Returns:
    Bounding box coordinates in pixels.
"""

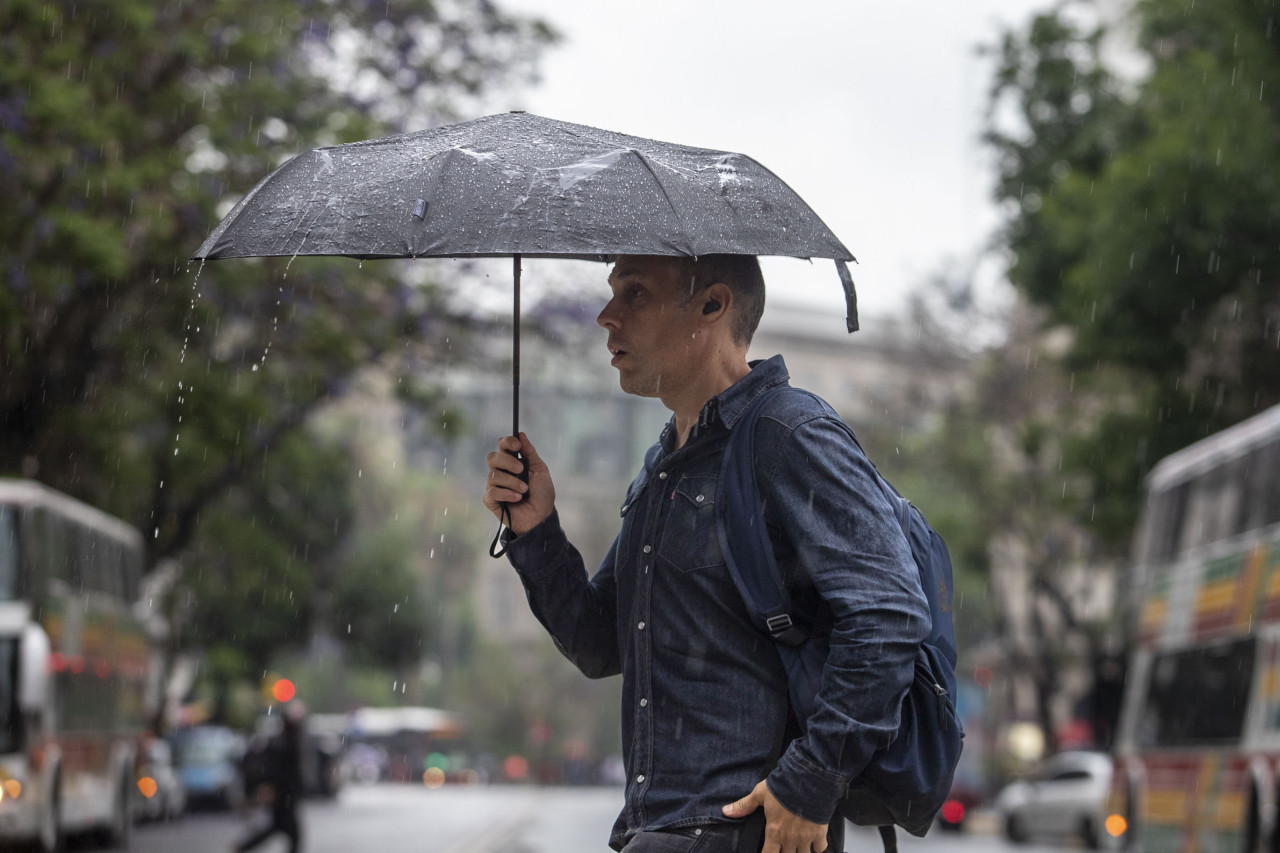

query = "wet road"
[129,784,1074,853]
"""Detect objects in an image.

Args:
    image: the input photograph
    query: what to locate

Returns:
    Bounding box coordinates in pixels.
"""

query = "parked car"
[171,725,247,810]
[995,750,1112,849]
[134,737,188,822]
[301,712,348,797]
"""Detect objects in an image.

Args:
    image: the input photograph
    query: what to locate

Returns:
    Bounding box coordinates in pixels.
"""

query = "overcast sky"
[488,0,1056,322]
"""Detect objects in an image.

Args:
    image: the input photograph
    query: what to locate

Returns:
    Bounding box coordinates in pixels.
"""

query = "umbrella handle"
[487,448,527,559]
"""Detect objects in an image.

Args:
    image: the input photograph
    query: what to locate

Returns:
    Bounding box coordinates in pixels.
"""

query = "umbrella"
[193,113,859,551]
[194,111,859,437]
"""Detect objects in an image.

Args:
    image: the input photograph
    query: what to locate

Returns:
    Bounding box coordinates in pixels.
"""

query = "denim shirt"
[504,355,929,850]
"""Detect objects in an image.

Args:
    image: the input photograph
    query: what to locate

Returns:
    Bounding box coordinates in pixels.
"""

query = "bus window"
[56,668,117,732]
[0,508,17,602]
[80,528,100,594]
[84,531,113,597]
[1211,458,1247,542]
[1244,439,1280,532]
[1141,479,1193,565]
[1178,465,1246,555]
[121,548,141,603]
[1140,638,1256,747]
[104,541,123,599]
[42,511,75,589]
[0,638,19,754]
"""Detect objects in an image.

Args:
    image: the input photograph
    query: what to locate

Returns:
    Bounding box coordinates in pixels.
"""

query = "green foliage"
[179,431,353,676]
[986,0,1280,549]
[331,525,429,669]
[0,0,554,693]
[879,425,1001,651]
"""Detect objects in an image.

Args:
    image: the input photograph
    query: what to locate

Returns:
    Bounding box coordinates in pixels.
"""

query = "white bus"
[1106,404,1280,851]
[0,479,148,851]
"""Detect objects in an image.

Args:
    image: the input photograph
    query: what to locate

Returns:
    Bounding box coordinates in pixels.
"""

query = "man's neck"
[668,357,752,449]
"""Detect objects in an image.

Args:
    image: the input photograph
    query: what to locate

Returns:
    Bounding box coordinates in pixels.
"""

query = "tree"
[886,277,1127,752]
[1,0,554,708]
[985,0,1280,549]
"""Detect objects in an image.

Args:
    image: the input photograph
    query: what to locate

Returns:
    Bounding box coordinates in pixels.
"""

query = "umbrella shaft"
[512,254,521,438]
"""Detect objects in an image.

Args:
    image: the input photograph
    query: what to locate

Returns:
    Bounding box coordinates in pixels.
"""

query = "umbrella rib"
[629,151,696,257]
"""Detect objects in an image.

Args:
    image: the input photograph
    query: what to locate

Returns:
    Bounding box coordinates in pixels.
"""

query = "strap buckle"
[765,614,794,637]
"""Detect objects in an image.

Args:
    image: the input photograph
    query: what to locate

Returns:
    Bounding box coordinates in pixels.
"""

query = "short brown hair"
[676,255,766,346]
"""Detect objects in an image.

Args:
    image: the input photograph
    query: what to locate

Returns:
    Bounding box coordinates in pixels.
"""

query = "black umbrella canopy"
[194,111,856,269]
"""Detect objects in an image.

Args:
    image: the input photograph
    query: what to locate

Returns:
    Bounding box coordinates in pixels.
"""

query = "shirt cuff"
[503,509,570,582]
[766,749,849,825]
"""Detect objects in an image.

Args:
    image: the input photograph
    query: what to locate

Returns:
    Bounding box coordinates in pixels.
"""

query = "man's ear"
[700,283,732,320]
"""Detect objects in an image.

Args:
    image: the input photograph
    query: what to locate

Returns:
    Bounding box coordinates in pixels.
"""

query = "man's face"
[597,255,703,399]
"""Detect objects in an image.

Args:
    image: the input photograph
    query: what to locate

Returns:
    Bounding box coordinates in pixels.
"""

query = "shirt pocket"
[658,474,722,573]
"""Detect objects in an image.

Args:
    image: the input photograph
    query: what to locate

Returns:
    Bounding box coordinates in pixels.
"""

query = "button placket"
[629,456,663,819]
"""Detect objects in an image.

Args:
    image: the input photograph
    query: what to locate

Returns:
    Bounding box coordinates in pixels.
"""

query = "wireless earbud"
[702,299,721,315]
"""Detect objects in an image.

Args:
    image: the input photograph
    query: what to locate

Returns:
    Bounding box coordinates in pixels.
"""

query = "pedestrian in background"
[234,703,305,853]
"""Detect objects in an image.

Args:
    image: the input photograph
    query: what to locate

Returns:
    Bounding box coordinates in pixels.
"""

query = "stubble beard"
[616,364,662,399]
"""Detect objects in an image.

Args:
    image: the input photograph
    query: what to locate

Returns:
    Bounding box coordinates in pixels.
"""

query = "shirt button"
[640,698,648,707]
[621,504,629,513]
[637,621,645,631]
[694,829,703,837]
[658,472,668,481]
[695,494,705,503]
[636,774,645,783]
[643,544,652,554]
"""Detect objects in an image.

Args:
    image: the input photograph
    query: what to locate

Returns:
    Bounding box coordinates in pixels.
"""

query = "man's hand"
[482,432,555,536]
[723,780,828,853]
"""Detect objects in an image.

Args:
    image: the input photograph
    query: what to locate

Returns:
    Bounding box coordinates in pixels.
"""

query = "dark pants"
[620,815,844,853]
[235,799,301,853]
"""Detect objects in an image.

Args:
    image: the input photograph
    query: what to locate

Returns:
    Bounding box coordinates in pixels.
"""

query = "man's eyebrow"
[610,266,645,283]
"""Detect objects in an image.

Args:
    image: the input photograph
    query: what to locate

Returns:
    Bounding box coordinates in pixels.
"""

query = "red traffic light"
[272,678,296,703]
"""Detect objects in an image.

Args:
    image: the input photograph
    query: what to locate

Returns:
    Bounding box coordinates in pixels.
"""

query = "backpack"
[715,385,963,847]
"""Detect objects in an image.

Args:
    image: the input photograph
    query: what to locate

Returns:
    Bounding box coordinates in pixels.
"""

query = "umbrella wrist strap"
[489,503,514,559]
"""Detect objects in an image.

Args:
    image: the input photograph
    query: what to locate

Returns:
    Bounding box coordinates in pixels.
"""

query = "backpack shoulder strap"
[716,386,808,646]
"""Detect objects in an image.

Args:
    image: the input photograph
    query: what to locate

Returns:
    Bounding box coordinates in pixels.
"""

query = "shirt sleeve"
[759,415,931,824]
[504,509,623,680]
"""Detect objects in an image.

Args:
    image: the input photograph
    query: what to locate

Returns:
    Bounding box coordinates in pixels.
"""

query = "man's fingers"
[515,432,540,462]
[483,446,530,514]
[487,448,525,478]
[721,791,760,819]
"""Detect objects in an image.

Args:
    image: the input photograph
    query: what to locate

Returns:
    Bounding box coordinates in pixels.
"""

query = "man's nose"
[597,299,619,330]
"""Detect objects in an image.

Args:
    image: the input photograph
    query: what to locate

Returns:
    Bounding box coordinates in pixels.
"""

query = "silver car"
[134,739,187,822]
[996,751,1112,849]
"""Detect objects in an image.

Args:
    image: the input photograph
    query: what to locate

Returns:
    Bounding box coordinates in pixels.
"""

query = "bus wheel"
[101,772,133,849]
[1004,814,1028,844]
[1080,815,1101,850]
[38,774,63,853]
[1242,787,1272,853]
[1119,781,1142,852]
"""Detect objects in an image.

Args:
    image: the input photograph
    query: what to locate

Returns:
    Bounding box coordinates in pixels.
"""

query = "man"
[234,704,304,853]
[483,255,929,853]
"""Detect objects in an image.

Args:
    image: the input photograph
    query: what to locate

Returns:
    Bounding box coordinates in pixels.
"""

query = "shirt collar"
[716,354,791,429]
[659,355,792,448]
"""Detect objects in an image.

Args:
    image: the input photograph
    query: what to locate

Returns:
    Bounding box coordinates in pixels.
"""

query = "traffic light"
[272,678,296,703]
